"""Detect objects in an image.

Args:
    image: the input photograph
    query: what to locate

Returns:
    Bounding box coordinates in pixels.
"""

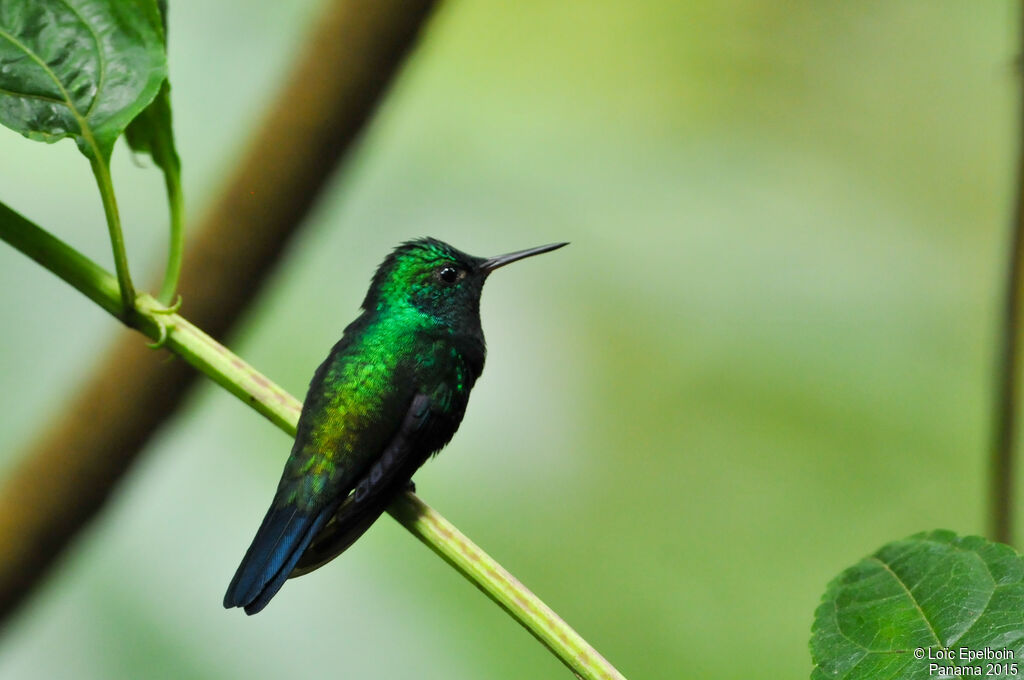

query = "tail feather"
[224,501,336,614]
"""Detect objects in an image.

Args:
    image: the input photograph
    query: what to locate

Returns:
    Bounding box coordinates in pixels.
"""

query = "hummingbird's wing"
[225,322,471,614]
[289,391,439,577]
[223,338,413,615]
[224,384,454,615]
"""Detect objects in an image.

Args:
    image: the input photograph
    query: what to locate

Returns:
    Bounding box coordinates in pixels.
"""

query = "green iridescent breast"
[277,310,477,511]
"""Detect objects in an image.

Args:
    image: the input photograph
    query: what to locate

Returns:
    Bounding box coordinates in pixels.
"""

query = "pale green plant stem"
[0,201,627,680]
[88,155,136,315]
[390,493,623,680]
[153,133,184,305]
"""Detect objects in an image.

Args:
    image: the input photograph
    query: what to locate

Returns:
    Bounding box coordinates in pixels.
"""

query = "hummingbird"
[223,237,567,614]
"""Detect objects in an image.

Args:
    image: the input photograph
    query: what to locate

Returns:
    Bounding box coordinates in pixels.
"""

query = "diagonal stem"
[390,494,625,680]
[0,202,627,680]
[0,0,442,625]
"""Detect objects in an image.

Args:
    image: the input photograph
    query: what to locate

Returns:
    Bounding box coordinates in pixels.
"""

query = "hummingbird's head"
[363,238,568,329]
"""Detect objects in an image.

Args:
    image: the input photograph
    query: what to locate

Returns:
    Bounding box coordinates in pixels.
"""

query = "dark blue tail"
[224,501,337,615]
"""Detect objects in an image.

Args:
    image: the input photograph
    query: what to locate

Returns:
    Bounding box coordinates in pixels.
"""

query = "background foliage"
[0,1,1017,678]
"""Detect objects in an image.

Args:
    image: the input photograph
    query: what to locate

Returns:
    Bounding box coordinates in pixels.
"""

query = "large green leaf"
[811,530,1024,679]
[0,0,167,161]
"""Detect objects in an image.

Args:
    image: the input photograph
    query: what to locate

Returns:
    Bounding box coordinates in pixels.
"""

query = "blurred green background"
[0,1,1017,678]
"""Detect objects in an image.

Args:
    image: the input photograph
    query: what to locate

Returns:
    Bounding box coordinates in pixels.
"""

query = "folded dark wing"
[291,391,439,576]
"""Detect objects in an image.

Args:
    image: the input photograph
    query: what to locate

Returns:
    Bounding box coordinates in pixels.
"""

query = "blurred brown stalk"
[0,0,438,624]
[990,6,1024,546]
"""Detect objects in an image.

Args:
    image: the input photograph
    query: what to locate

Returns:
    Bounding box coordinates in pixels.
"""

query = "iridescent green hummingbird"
[224,238,567,614]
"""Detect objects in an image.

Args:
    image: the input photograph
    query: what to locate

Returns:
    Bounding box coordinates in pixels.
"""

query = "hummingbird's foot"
[405,479,416,493]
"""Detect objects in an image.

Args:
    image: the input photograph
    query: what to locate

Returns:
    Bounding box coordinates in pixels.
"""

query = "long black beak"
[479,242,569,273]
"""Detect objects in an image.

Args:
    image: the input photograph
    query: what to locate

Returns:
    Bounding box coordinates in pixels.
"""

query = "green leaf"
[811,530,1024,679]
[124,81,176,171]
[124,0,175,170]
[0,0,167,161]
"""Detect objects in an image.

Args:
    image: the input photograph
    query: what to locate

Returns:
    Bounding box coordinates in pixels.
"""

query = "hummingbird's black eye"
[439,266,459,284]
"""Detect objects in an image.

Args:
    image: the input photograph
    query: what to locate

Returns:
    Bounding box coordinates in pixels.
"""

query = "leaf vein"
[0,25,94,148]
[57,0,105,119]
[946,553,998,646]
[869,555,943,646]
[0,86,64,105]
